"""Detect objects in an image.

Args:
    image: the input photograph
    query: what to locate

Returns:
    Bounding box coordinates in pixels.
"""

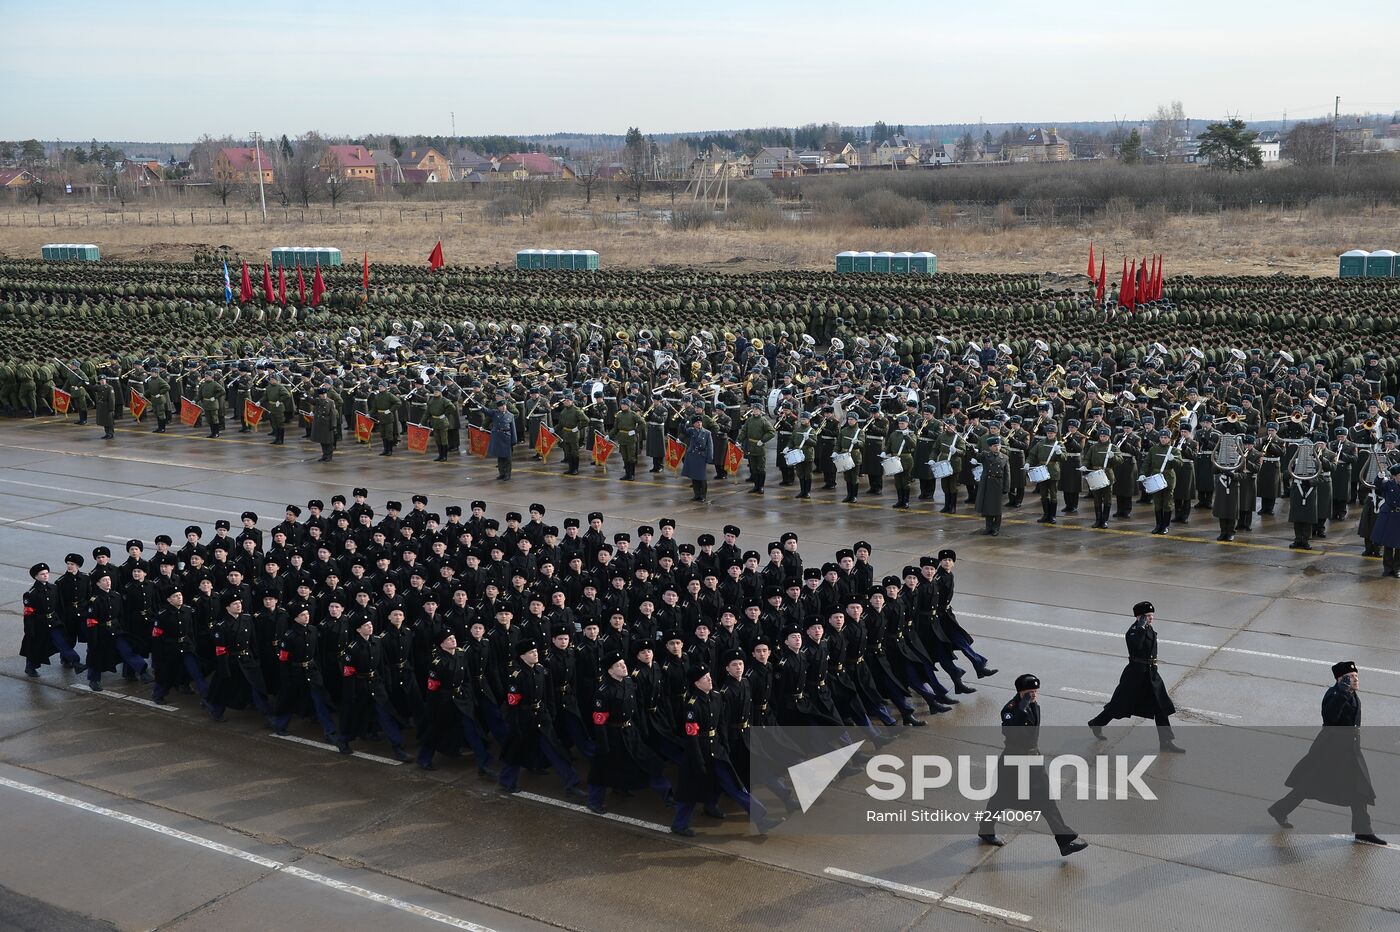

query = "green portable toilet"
[529,249,546,269]
[836,251,857,273]
[872,251,893,273]
[566,249,584,270]
[515,249,531,269]
[1339,249,1369,277]
[853,251,875,273]
[1366,250,1397,278]
[578,249,599,270]
[77,244,99,260]
[891,252,912,274]
[543,249,561,270]
[911,252,937,274]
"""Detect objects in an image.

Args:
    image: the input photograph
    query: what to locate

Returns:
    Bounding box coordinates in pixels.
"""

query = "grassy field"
[1,195,1396,276]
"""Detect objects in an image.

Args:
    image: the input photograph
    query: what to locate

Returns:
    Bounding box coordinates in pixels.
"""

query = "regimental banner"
[536,423,559,462]
[724,440,744,475]
[406,423,431,454]
[243,399,267,430]
[179,398,202,427]
[354,412,376,444]
[467,426,491,458]
[52,387,72,417]
[128,390,148,422]
[592,433,617,465]
[664,436,686,471]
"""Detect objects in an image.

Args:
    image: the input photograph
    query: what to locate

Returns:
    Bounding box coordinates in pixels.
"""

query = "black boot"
[796,475,811,499]
[842,476,858,503]
[435,444,448,462]
[381,439,392,456]
[1217,519,1234,542]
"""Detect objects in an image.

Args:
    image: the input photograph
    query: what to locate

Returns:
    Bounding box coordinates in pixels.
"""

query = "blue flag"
[223,261,233,305]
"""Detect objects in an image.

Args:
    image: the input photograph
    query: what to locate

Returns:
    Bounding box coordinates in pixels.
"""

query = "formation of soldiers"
[11,321,1400,570]
[19,493,1011,835]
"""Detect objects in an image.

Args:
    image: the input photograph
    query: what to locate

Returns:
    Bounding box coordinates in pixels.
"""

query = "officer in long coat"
[418,630,496,774]
[23,563,78,676]
[83,573,124,692]
[488,399,518,481]
[499,638,583,796]
[681,415,714,503]
[1369,462,1400,575]
[670,663,767,836]
[586,651,672,814]
[94,378,116,440]
[1268,661,1386,846]
[1088,600,1185,752]
[272,607,341,743]
[311,387,337,462]
[974,435,1008,535]
[338,616,409,760]
[1256,422,1285,515]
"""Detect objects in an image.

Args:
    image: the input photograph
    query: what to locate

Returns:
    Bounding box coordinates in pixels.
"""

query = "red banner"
[467,425,491,457]
[354,412,376,444]
[592,433,617,465]
[535,423,559,461]
[664,436,686,471]
[128,390,148,422]
[406,423,431,454]
[179,398,203,427]
[243,399,266,429]
[52,387,72,416]
[724,440,744,475]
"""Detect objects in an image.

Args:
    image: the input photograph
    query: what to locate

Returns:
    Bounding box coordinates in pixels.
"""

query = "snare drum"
[1142,473,1168,494]
[1027,464,1051,484]
[931,460,953,479]
[881,456,903,476]
[1085,468,1110,491]
[832,452,856,473]
[783,448,806,466]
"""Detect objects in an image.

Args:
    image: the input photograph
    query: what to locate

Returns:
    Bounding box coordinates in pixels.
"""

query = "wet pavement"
[1,416,1398,931]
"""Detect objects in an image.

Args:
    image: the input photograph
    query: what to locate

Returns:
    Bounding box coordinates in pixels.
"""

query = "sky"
[3,0,1396,142]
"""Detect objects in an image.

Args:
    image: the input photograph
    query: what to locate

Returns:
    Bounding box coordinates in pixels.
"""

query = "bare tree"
[24,178,49,207]
[211,177,236,206]
[1146,101,1187,160]
[520,176,553,217]
[1283,120,1351,167]
[326,174,347,208]
[574,151,605,205]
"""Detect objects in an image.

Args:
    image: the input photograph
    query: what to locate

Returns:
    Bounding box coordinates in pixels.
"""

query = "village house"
[211,147,274,184]
[318,145,377,182]
[873,135,922,165]
[494,152,573,180]
[822,141,861,166]
[397,147,453,180]
[0,168,38,187]
[751,146,800,178]
[1002,128,1071,163]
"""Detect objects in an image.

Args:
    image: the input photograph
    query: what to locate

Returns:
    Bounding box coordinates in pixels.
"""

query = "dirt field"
[2,196,1397,276]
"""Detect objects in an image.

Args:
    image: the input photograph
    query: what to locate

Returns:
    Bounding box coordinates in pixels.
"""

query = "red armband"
[506,691,521,706]
[151,627,164,638]
[685,722,700,737]
[592,711,609,725]
[342,665,357,677]
[278,649,290,662]
[215,645,228,656]
[87,618,99,628]
[23,606,35,616]
[426,677,441,692]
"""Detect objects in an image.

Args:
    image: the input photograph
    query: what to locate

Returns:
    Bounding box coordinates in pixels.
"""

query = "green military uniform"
[34,363,54,416]
[886,419,916,509]
[16,361,37,417]
[94,380,116,439]
[525,390,552,460]
[197,374,226,437]
[1027,431,1063,525]
[837,416,865,503]
[1141,435,1179,534]
[739,407,776,493]
[426,391,453,462]
[145,371,172,433]
[555,399,587,475]
[0,358,16,415]
[1082,434,1120,528]
[784,416,818,499]
[613,402,644,480]
[817,412,840,489]
[933,424,965,513]
[264,377,293,444]
[311,389,337,462]
[975,438,1008,535]
[370,386,401,455]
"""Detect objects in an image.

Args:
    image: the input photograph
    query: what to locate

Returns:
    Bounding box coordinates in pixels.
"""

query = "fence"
[0,207,474,228]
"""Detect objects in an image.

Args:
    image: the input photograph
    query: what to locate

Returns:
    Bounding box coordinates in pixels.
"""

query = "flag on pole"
[428,240,444,271]
[1087,243,1095,280]
[535,424,560,461]
[664,436,686,471]
[354,412,376,444]
[1096,256,1106,306]
[179,398,203,427]
[1156,256,1165,300]
[405,423,431,454]
[243,399,267,430]
[1125,259,1137,312]
[296,262,306,305]
[52,387,72,416]
[1118,257,1129,309]
[724,440,744,475]
[129,390,148,422]
[223,261,233,305]
[262,264,274,304]
[1138,257,1148,302]
[277,266,286,305]
[592,433,617,466]
[239,262,253,304]
[312,266,326,307]
[361,251,369,302]
[467,425,491,457]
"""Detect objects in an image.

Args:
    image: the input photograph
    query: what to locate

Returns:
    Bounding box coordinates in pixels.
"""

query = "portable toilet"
[577,249,600,270]
[853,251,875,273]
[836,251,857,273]
[911,252,937,275]
[1365,249,1397,278]
[872,251,893,273]
[1338,249,1369,277]
[540,249,559,270]
[891,251,912,274]
[516,249,534,270]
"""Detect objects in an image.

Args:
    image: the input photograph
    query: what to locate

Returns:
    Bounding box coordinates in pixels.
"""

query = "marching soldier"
[975,435,1007,535]
[488,398,518,481]
[932,418,965,514]
[613,396,644,481]
[499,638,584,797]
[145,366,173,433]
[1087,600,1185,752]
[836,411,864,504]
[264,373,293,446]
[524,386,552,461]
[784,410,817,500]
[1286,438,1323,550]
[1171,425,1198,526]
[370,380,400,455]
[197,370,226,438]
[1369,461,1400,575]
[311,387,337,463]
[1082,425,1118,529]
[426,384,453,462]
[887,413,916,509]
[1142,429,1178,535]
[1027,423,1063,525]
[94,376,116,440]
[556,392,587,476]
[739,399,775,495]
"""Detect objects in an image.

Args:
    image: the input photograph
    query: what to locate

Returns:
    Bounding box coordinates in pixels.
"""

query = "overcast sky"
[5,0,1395,141]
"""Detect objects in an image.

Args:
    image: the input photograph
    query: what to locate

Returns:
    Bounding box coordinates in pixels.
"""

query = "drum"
[1142,472,1168,494]
[931,459,954,479]
[881,456,903,476]
[832,452,856,473]
[972,464,984,482]
[783,448,806,466]
[1027,465,1051,484]
[1085,468,1110,491]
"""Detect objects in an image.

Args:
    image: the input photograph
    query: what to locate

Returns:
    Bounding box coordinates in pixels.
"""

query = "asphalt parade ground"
[2,416,1399,932]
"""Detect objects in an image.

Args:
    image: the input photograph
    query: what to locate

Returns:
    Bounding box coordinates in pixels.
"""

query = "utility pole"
[250,131,268,221]
[1331,96,1340,169]
[451,111,456,138]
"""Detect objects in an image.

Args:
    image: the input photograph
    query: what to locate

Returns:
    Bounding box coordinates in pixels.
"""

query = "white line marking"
[0,516,52,528]
[514,790,670,833]
[963,611,1400,678]
[104,535,131,542]
[269,732,403,766]
[823,866,1032,923]
[1057,687,1241,720]
[0,775,497,931]
[66,684,178,712]
[1331,834,1395,849]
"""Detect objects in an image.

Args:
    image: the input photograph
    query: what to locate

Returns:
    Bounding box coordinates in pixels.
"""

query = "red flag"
[535,424,559,461]
[1118,257,1129,308]
[239,262,253,304]
[405,423,431,454]
[179,398,203,427]
[1087,242,1095,280]
[593,433,617,465]
[243,398,266,429]
[1156,256,1165,299]
[277,266,286,305]
[428,240,444,271]
[312,266,326,307]
[361,251,369,302]
[1125,259,1137,312]
[297,262,306,305]
[1096,256,1106,305]
[354,412,376,443]
[724,440,744,475]
[52,387,72,416]
[664,436,686,471]
[467,425,491,457]
[129,390,148,422]
[263,264,274,304]
[1138,258,1148,302]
